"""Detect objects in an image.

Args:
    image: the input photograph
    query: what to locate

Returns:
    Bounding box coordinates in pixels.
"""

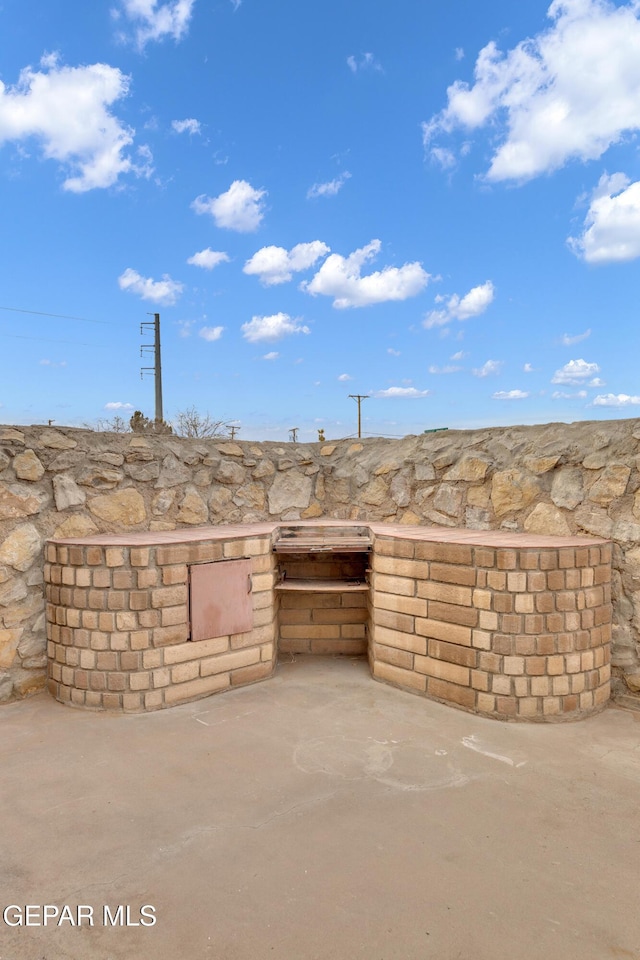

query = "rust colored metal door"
[189,559,253,641]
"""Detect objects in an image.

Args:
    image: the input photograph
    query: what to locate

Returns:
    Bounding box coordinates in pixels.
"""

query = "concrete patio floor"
[1,655,640,960]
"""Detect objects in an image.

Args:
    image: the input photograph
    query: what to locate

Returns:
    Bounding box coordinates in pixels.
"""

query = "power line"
[0,332,101,346]
[0,305,111,324]
[348,394,370,439]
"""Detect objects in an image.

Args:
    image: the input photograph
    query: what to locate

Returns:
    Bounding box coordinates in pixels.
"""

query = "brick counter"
[45,522,612,720]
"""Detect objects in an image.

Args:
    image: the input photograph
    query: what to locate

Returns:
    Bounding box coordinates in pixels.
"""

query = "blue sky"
[2,0,640,441]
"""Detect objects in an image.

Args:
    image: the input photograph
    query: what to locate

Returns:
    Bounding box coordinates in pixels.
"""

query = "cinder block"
[164,672,230,704]
[514,594,534,614]
[373,609,414,633]
[137,568,159,588]
[144,690,163,710]
[428,638,476,667]
[429,562,476,586]
[518,698,540,717]
[487,570,507,590]
[161,605,188,627]
[373,642,413,670]
[507,572,527,592]
[374,538,415,559]
[280,624,340,639]
[373,624,426,655]
[474,548,495,567]
[130,548,150,567]
[373,573,416,597]
[373,659,426,692]
[200,646,261,677]
[153,667,171,688]
[496,549,517,570]
[162,564,188,585]
[415,618,472,647]
[428,601,478,628]
[156,545,191,565]
[531,676,551,696]
[261,642,275,661]
[130,671,151,691]
[492,675,512,695]
[151,585,187,608]
[172,661,199,684]
[476,692,496,713]
[470,670,490,691]
[415,543,472,565]
[503,656,525,676]
[374,592,427,618]
[231,661,273,686]
[224,537,270,558]
[310,638,367,655]
[372,556,429,579]
[427,676,475,709]
[418,582,472,606]
[415,656,469,687]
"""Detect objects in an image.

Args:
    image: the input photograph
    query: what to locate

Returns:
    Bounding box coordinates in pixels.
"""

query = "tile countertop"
[49,519,609,549]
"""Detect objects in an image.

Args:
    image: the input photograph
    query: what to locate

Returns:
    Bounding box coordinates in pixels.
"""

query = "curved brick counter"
[369,528,612,721]
[45,522,611,721]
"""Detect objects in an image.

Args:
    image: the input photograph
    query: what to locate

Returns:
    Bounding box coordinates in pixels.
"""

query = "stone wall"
[1,417,640,706]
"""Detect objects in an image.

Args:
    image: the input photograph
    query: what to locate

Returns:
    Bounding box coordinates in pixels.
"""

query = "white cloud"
[241,312,310,343]
[0,59,146,192]
[338,373,352,381]
[593,393,640,406]
[187,248,230,270]
[561,328,591,345]
[551,358,600,384]
[39,359,67,367]
[589,377,605,387]
[176,319,195,337]
[450,350,466,360]
[552,389,588,399]
[263,351,279,361]
[199,326,224,341]
[307,171,351,199]
[423,280,494,328]
[493,389,529,400]
[114,0,195,48]
[118,268,183,305]
[347,52,383,73]
[192,180,266,232]
[243,241,330,285]
[428,365,461,374]
[172,118,201,135]
[472,359,502,378]
[373,386,430,398]
[387,348,401,356]
[523,362,534,372]
[455,47,465,61]
[105,401,133,410]
[302,239,429,309]
[568,173,640,263]
[423,0,640,182]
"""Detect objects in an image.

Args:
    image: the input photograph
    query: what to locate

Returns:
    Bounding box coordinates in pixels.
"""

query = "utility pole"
[348,394,369,439]
[140,313,163,425]
[289,427,299,443]
[229,425,238,440]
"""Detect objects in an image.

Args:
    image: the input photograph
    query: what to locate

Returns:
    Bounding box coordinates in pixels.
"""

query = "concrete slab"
[1,656,639,960]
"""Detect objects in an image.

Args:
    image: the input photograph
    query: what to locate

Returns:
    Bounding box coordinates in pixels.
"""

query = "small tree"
[172,407,236,439]
[129,410,172,435]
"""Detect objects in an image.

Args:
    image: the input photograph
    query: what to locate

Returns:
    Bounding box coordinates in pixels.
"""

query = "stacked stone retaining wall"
[1,418,640,706]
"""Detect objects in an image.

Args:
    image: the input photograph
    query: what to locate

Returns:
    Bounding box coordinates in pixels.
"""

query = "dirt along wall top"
[0,417,639,706]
